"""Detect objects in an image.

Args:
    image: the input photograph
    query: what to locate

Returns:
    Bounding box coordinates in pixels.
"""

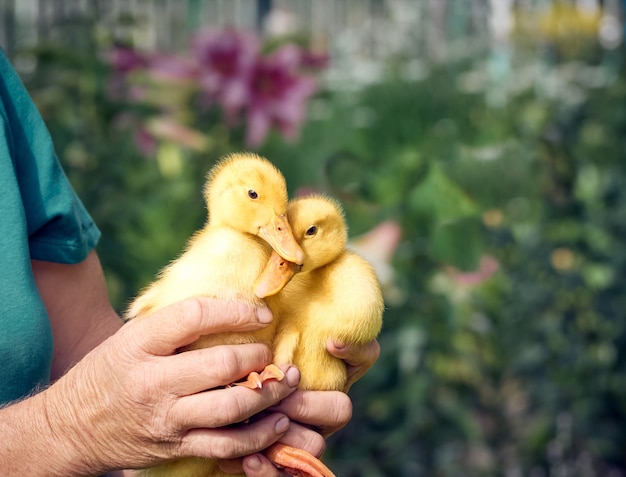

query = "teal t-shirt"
[0,50,101,403]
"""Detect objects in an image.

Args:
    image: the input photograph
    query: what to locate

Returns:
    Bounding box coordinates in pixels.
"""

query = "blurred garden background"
[2,0,626,475]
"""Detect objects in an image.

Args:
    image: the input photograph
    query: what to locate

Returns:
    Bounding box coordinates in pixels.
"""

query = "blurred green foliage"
[13,11,626,477]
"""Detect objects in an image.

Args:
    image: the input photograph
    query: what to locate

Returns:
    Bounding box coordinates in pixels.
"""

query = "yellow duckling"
[126,152,305,477]
[257,195,384,477]
[126,151,304,329]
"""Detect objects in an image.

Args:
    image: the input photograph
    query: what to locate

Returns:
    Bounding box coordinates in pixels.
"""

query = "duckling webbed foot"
[264,443,336,477]
[233,364,285,389]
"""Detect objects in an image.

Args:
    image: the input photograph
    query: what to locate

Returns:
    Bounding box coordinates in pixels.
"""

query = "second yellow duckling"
[257,195,384,477]
[262,194,384,390]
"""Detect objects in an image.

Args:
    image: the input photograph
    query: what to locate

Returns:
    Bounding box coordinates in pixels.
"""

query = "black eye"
[248,190,258,199]
[305,225,318,237]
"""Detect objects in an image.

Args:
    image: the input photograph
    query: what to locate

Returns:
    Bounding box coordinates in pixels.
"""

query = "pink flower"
[299,50,330,71]
[147,54,197,83]
[112,113,157,156]
[145,117,210,151]
[106,28,327,152]
[192,28,259,118]
[107,47,148,74]
[448,255,500,286]
[245,44,318,147]
[348,221,402,288]
[106,47,149,99]
[348,220,404,304]
[134,127,157,156]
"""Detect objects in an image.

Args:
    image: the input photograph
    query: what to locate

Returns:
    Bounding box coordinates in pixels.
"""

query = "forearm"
[0,253,126,476]
[0,352,144,477]
[32,251,123,380]
[0,389,95,477]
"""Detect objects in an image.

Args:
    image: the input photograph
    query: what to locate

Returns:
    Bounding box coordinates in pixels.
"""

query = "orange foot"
[234,364,285,390]
[264,443,336,477]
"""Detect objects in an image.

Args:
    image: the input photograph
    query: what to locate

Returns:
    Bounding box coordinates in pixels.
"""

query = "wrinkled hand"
[41,298,300,475]
[218,339,380,476]
[218,389,352,475]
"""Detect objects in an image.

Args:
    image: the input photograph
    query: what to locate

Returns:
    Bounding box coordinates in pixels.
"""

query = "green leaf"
[429,218,484,271]
[408,163,477,224]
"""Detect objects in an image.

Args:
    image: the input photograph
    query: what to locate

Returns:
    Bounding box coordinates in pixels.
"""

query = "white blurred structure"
[0,1,471,91]
[0,0,621,94]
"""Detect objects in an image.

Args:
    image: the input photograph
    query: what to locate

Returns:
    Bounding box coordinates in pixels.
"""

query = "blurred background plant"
[2,0,626,475]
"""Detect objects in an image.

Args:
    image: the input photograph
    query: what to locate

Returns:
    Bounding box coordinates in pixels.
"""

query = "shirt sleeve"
[0,49,100,263]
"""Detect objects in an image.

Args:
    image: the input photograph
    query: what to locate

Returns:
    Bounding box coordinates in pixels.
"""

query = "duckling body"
[128,226,274,349]
[126,153,304,477]
[272,249,383,390]
[258,195,383,477]
[266,195,383,392]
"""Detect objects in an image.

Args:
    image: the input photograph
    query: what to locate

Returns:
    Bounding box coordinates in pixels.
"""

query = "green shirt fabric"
[0,50,101,403]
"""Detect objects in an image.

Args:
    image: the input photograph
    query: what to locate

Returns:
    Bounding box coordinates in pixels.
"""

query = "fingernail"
[285,366,300,388]
[274,415,290,434]
[246,455,262,471]
[256,306,273,324]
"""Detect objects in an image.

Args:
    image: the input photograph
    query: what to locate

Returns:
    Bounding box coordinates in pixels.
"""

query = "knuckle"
[212,429,261,460]
[213,346,244,382]
[203,343,271,387]
[266,380,293,404]
[243,455,281,476]
[176,297,206,333]
[305,431,327,458]
[230,301,255,327]
[211,438,236,459]
[332,392,353,427]
[223,393,249,425]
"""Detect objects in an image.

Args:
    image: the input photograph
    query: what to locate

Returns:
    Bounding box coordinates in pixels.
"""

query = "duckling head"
[204,153,304,265]
[287,195,347,272]
[254,194,348,297]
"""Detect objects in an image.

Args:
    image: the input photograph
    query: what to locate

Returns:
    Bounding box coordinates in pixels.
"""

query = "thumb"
[125,297,273,355]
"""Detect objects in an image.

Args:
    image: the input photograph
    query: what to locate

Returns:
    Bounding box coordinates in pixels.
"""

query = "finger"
[179,413,291,460]
[327,339,380,368]
[126,297,273,355]
[242,454,292,477]
[278,422,326,458]
[171,366,300,430]
[219,421,327,473]
[163,343,273,396]
[328,339,380,390]
[270,390,352,437]
[217,457,245,474]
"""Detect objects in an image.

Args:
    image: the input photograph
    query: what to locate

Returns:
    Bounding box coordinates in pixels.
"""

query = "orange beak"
[259,214,305,265]
[254,251,301,298]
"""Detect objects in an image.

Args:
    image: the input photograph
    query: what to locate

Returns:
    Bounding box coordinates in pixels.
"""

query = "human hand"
[327,339,381,392]
[38,297,301,476]
[217,389,352,475]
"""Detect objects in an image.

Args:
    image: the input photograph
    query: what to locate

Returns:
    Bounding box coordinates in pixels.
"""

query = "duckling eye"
[248,190,258,199]
[305,225,318,237]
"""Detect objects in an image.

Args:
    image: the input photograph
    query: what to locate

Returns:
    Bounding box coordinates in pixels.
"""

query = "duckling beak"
[254,251,301,298]
[258,214,305,265]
